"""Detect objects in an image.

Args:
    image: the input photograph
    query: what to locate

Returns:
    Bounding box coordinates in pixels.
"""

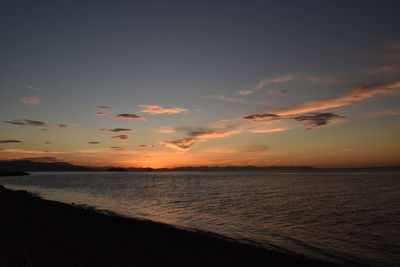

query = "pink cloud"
[157,126,175,133]
[251,127,290,133]
[270,81,400,115]
[139,105,188,114]
[21,96,40,106]
[96,112,111,116]
[96,106,112,110]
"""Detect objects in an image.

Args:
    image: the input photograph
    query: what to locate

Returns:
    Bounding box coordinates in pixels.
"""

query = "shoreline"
[0,185,347,267]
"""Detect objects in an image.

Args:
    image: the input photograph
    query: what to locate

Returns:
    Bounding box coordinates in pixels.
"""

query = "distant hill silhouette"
[0,160,93,172]
[154,166,316,171]
[0,159,398,172]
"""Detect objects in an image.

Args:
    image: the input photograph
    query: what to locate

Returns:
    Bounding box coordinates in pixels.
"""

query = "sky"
[1,0,399,168]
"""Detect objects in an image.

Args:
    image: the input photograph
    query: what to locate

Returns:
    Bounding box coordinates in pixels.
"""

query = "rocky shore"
[0,185,340,267]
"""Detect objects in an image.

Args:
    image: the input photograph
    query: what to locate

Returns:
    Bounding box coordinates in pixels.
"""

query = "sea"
[0,171,399,266]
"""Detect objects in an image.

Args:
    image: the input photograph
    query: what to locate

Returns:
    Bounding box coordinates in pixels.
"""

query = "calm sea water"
[1,171,399,266]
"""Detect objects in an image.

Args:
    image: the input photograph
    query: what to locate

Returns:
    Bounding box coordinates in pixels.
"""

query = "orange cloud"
[156,126,175,133]
[251,127,290,133]
[187,129,239,139]
[139,105,188,114]
[21,96,40,106]
[270,81,400,115]
[0,148,67,154]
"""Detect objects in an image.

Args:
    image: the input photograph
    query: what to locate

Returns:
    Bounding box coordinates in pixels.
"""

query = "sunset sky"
[1,1,399,168]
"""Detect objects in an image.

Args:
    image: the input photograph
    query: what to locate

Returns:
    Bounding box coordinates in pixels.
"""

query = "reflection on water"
[1,171,399,266]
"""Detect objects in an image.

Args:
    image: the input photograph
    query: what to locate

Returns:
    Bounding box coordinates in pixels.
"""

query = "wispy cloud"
[96,106,112,111]
[383,40,400,51]
[109,146,127,151]
[0,140,22,143]
[4,119,47,127]
[55,123,79,128]
[111,135,130,140]
[240,80,399,118]
[156,126,175,133]
[203,94,242,102]
[238,74,295,95]
[26,85,42,90]
[95,106,112,116]
[100,128,134,132]
[113,113,145,120]
[88,141,101,144]
[364,108,400,117]
[184,128,239,139]
[96,112,111,116]
[250,127,290,133]
[268,89,288,95]
[21,96,40,106]
[0,148,68,154]
[269,81,400,115]
[139,105,188,114]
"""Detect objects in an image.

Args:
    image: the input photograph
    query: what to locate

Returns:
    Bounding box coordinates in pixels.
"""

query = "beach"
[0,185,340,267]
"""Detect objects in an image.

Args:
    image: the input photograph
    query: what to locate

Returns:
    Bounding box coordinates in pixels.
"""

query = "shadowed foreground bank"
[0,185,341,267]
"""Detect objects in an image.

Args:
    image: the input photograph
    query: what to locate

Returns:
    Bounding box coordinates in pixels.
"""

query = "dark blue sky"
[1,0,400,167]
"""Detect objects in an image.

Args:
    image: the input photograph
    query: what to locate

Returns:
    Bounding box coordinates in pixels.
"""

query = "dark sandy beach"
[0,185,342,267]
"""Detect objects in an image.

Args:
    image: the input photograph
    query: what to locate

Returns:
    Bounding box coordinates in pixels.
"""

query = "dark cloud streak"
[100,128,133,132]
[4,119,47,127]
[0,140,22,143]
[292,113,346,129]
[113,114,144,120]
